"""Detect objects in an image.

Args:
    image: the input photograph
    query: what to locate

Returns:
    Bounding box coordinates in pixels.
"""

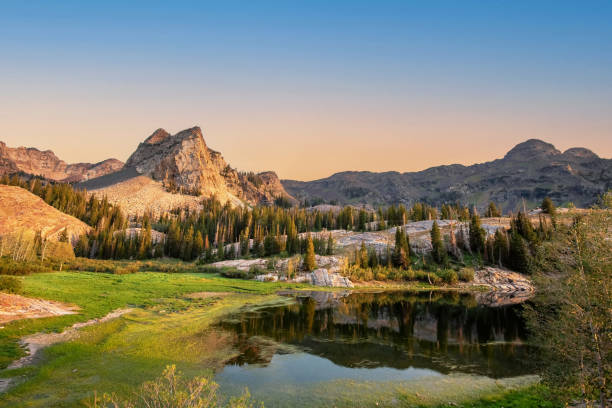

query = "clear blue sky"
[1,1,611,179]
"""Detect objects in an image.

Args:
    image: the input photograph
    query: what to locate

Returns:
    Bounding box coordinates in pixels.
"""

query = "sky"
[1,1,611,181]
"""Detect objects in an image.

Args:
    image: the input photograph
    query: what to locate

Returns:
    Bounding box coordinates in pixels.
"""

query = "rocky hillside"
[0,185,90,242]
[283,139,612,211]
[82,126,296,208]
[0,141,123,183]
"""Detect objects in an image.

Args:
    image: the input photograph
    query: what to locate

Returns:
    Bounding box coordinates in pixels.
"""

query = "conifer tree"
[304,234,317,271]
[485,202,501,217]
[493,229,510,266]
[393,227,411,268]
[368,248,379,268]
[193,231,204,260]
[509,232,531,274]
[359,241,369,267]
[182,226,194,261]
[430,221,445,264]
[326,234,334,255]
[217,241,225,261]
[541,196,555,215]
[469,214,486,254]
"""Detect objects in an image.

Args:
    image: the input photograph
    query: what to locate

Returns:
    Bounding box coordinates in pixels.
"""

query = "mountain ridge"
[0,141,123,183]
[281,138,611,210]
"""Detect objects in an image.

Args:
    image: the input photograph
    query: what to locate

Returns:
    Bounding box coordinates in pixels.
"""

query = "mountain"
[0,141,123,183]
[282,139,612,211]
[79,126,296,213]
[0,184,90,242]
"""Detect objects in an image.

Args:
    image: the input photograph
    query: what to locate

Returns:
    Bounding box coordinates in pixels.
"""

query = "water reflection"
[217,291,532,379]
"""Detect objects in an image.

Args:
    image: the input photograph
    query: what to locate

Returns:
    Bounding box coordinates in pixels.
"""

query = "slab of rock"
[211,258,267,271]
[473,266,535,307]
[310,269,354,288]
[0,293,79,324]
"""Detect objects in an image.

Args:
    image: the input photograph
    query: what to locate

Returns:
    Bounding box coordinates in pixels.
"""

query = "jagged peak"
[144,128,171,145]
[173,126,204,140]
[504,139,561,161]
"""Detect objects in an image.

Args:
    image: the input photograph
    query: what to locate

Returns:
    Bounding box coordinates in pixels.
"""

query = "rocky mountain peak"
[123,126,296,206]
[144,128,171,145]
[504,139,561,161]
[562,147,599,161]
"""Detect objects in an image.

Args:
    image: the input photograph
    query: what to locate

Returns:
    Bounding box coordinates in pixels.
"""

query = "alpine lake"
[212,290,537,407]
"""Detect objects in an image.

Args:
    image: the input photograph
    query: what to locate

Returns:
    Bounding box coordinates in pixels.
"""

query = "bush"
[87,365,257,408]
[458,267,475,282]
[0,275,23,294]
[113,264,139,275]
[436,269,459,285]
[218,266,258,280]
[0,257,52,275]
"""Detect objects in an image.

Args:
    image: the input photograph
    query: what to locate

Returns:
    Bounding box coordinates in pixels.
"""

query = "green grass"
[429,384,562,408]
[0,271,313,369]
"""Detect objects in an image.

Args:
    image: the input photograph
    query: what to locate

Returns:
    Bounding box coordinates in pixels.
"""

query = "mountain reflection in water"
[216,291,532,379]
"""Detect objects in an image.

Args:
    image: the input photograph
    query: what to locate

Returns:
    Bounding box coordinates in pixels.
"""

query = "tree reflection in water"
[217,291,532,378]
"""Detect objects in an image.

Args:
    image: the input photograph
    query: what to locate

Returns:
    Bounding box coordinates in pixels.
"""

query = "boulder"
[310,269,354,288]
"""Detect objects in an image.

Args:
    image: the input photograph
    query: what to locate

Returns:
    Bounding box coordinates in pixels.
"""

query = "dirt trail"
[8,308,134,369]
[0,308,133,393]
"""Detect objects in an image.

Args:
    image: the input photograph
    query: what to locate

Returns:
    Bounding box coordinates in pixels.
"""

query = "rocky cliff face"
[0,141,123,182]
[123,127,296,206]
[283,139,612,211]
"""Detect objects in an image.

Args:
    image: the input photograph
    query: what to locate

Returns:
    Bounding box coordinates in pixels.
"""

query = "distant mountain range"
[2,133,610,212]
[0,141,123,183]
[282,139,612,211]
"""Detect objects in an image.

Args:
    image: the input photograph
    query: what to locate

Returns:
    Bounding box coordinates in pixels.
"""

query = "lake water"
[214,290,534,407]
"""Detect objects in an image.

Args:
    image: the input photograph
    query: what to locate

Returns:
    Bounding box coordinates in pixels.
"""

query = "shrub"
[197,265,221,274]
[0,275,23,294]
[458,267,475,282]
[87,365,257,408]
[218,266,259,280]
[248,265,264,277]
[436,269,458,285]
[113,264,139,275]
[0,257,52,275]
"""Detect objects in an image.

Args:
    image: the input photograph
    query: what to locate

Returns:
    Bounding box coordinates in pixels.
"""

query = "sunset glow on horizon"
[1,1,611,180]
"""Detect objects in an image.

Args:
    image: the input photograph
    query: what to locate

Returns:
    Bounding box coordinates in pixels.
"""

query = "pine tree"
[393,227,411,268]
[493,229,510,266]
[469,214,486,254]
[182,226,194,261]
[541,196,555,215]
[217,241,225,261]
[204,236,213,262]
[485,202,501,217]
[509,232,531,274]
[193,231,204,260]
[359,241,369,267]
[430,221,445,264]
[368,248,379,268]
[512,211,537,244]
[326,234,334,255]
[303,234,317,271]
